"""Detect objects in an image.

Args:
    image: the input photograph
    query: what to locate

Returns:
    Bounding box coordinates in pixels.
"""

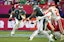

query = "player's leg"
[39,19,54,42]
[29,30,39,40]
[29,18,43,40]
[41,30,54,42]
[53,32,61,39]
[11,18,21,36]
[60,18,64,41]
[57,19,64,34]
[29,20,40,40]
[40,26,54,42]
[9,14,13,21]
[44,19,48,30]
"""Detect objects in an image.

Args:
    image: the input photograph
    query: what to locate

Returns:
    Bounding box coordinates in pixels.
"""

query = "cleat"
[10,31,15,36]
[53,35,57,40]
[49,34,54,42]
[49,40,54,42]
[60,35,64,41]
[49,38,54,42]
[29,37,33,41]
[11,34,14,37]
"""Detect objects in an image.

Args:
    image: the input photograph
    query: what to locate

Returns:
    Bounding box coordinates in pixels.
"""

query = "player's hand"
[9,17,12,21]
[31,22,34,24]
[26,18,30,21]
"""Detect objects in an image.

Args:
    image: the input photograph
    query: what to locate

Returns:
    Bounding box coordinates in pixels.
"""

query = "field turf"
[0,30,64,42]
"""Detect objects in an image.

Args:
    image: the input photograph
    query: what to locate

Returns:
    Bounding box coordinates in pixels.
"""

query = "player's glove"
[26,18,30,21]
[9,18,12,21]
[31,22,34,24]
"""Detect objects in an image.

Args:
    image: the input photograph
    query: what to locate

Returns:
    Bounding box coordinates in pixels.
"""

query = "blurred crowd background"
[0,0,64,18]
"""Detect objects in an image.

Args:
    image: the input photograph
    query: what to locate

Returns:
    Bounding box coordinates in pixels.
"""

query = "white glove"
[21,15,26,19]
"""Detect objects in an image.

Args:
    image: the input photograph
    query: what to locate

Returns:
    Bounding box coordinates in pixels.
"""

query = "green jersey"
[33,6,44,17]
[40,0,46,4]
[15,9,26,20]
[20,0,27,4]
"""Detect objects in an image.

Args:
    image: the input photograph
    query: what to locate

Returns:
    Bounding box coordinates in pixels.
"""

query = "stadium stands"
[0,1,4,5]
[0,5,12,14]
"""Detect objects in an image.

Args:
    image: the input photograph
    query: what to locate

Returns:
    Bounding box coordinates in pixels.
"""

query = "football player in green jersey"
[10,6,26,36]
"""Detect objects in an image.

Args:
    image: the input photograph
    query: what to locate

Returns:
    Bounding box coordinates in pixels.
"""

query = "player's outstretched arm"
[28,10,37,20]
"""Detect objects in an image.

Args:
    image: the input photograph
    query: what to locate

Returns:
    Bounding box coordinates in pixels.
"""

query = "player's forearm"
[9,14,13,21]
[9,14,12,18]
[37,13,51,20]
[44,9,50,15]
[29,12,36,19]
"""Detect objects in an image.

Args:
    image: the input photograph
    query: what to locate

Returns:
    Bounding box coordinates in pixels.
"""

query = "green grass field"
[0,30,64,42]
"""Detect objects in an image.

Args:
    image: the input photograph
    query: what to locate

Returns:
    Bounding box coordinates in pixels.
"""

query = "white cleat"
[29,37,33,41]
[49,34,54,42]
[60,35,64,41]
[10,31,15,36]
[49,38,54,42]
[49,40,54,42]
